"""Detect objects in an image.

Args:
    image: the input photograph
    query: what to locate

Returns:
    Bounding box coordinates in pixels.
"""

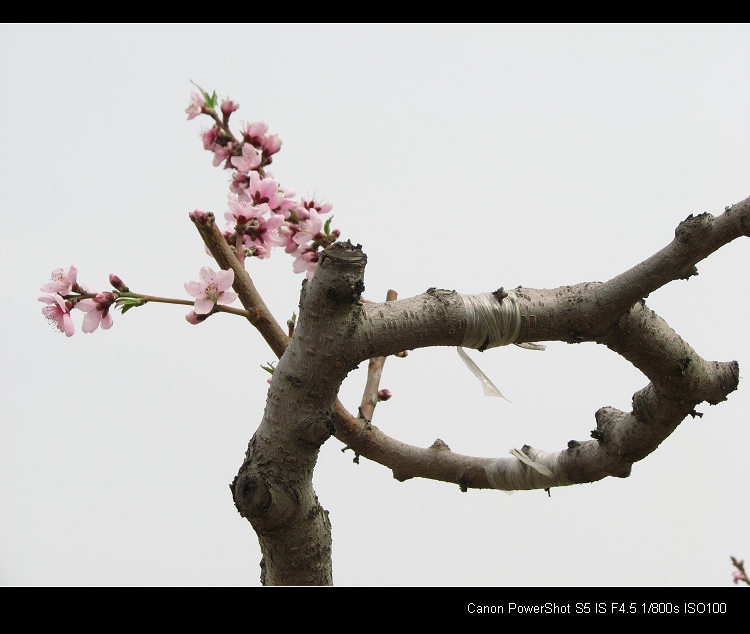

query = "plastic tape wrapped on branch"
[458,292,545,400]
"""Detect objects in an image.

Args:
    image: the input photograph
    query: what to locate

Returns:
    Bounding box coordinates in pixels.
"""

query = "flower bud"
[220,99,239,117]
[263,134,282,156]
[109,274,129,292]
[189,209,211,225]
[185,311,209,325]
[95,291,116,306]
[378,389,392,402]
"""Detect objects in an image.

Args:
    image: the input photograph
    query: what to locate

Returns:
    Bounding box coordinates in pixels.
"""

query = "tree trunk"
[190,196,750,585]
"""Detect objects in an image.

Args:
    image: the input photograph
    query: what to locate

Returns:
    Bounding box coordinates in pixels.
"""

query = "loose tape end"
[457,346,511,402]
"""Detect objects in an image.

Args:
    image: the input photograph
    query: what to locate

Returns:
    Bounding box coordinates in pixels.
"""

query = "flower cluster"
[187,86,340,277]
[38,266,117,336]
[41,89,343,336]
[40,264,242,334]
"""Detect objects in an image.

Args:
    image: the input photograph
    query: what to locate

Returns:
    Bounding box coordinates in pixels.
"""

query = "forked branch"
[191,195,749,584]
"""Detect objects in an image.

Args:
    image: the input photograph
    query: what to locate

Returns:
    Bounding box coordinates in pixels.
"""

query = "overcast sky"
[1,24,748,586]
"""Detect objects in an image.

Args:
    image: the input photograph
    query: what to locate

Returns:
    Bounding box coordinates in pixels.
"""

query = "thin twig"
[731,556,750,586]
[189,211,288,358]
[359,289,398,422]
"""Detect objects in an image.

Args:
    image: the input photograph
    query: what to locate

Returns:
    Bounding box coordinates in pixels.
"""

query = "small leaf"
[115,298,141,314]
[190,80,209,101]
[323,216,333,235]
[261,362,276,375]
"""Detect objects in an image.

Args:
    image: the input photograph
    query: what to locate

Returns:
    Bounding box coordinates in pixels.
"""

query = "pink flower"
[247,215,284,247]
[39,294,75,336]
[185,91,205,120]
[230,171,250,195]
[184,267,237,315]
[212,142,235,168]
[231,143,261,173]
[41,265,78,295]
[221,99,239,117]
[248,172,284,211]
[279,223,300,253]
[293,208,323,246]
[278,189,297,216]
[242,243,270,260]
[77,292,116,333]
[242,213,285,254]
[292,248,319,278]
[242,122,268,148]
[225,197,263,226]
[263,134,282,157]
[201,127,219,150]
[299,198,333,217]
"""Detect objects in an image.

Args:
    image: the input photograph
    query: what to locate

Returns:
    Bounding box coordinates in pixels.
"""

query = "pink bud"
[220,99,239,117]
[263,134,282,156]
[185,311,209,325]
[109,274,129,292]
[189,209,211,225]
[78,292,115,333]
[378,389,392,401]
[95,292,116,308]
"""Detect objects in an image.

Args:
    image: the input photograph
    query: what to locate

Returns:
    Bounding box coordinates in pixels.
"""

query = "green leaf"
[116,297,142,314]
[261,362,276,375]
[190,81,217,109]
[190,80,208,100]
[323,216,333,235]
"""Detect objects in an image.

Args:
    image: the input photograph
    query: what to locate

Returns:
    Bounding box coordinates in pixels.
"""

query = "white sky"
[1,24,748,586]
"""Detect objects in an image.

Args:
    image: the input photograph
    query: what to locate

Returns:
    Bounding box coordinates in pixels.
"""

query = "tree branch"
[358,289,398,424]
[229,241,367,585]
[191,196,748,585]
[189,211,288,358]
[334,196,749,491]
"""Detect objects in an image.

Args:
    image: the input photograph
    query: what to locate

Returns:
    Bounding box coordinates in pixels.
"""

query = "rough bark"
[231,241,368,585]
[192,195,749,585]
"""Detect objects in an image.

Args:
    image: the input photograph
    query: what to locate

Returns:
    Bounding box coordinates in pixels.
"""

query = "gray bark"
[193,195,749,585]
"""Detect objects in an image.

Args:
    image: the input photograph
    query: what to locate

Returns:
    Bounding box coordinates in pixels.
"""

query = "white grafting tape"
[460,291,521,350]
[458,291,543,399]
[457,346,510,400]
[509,447,554,476]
